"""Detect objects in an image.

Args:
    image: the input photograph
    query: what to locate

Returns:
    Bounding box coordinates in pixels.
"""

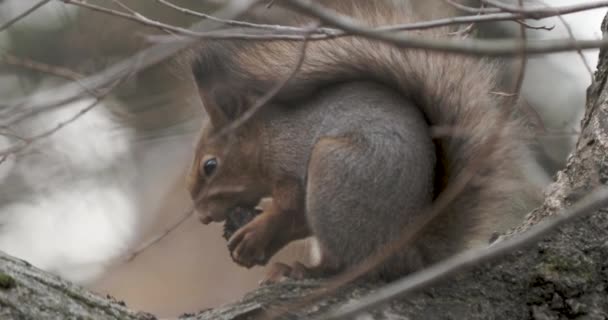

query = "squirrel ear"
[199,89,229,128]
[191,43,247,128]
[199,87,248,129]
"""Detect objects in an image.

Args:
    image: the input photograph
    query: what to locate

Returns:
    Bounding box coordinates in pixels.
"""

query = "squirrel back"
[186,0,531,277]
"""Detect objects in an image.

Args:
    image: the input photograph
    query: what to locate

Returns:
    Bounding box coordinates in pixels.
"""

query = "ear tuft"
[199,86,251,128]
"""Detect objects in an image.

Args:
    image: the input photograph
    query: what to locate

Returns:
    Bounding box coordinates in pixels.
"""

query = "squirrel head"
[185,40,303,224]
[187,84,271,224]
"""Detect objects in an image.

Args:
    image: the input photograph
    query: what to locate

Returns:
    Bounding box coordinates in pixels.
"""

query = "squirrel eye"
[202,158,218,176]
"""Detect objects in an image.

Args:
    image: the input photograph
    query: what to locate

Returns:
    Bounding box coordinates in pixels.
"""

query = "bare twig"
[538,0,594,79]
[125,208,195,262]
[58,0,608,57]
[280,0,608,56]
[110,0,138,14]
[265,67,517,320]
[210,24,315,142]
[482,0,525,12]
[1,53,84,81]
[265,131,514,320]
[0,0,52,32]
[2,0,257,128]
[482,0,608,18]
[0,97,105,157]
[316,187,608,320]
[444,0,500,14]
[9,0,262,263]
[513,0,528,97]
[61,0,206,37]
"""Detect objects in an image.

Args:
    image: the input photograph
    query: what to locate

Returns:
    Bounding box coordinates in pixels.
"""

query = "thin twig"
[110,0,138,14]
[0,53,100,97]
[316,187,608,320]
[154,0,311,32]
[125,208,195,262]
[538,0,594,79]
[60,0,608,57]
[0,0,52,32]
[210,23,315,142]
[192,24,314,215]
[0,51,137,157]
[444,0,500,14]
[61,0,207,37]
[2,0,257,128]
[513,0,528,97]
[279,0,608,56]
[1,53,84,81]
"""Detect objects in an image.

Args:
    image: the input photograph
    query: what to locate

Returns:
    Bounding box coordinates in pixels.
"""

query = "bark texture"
[2,13,608,320]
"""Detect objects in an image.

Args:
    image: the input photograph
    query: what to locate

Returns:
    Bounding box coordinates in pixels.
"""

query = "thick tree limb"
[0,253,154,319]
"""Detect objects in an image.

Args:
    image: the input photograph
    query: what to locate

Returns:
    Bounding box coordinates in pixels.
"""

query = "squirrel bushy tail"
[189,0,529,275]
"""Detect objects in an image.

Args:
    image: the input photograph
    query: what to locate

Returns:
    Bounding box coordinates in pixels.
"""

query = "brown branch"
[514,19,554,31]
[153,0,312,33]
[125,6,316,264]
[265,57,521,320]
[110,0,138,15]
[482,0,525,12]
[259,2,603,317]
[0,55,136,157]
[0,97,105,157]
[482,0,608,18]
[513,0,528,98]
[192,23,315,214]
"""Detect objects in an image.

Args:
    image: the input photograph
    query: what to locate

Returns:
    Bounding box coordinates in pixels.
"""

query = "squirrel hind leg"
[260,237,343,285]
[304,129,435,279]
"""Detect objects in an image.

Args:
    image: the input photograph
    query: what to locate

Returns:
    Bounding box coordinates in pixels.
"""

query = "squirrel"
[184,0,534,282]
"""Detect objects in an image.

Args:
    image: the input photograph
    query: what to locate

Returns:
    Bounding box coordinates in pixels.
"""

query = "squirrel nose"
[195,207,215,224]
[199,214,213,225]
[196,207,227,224]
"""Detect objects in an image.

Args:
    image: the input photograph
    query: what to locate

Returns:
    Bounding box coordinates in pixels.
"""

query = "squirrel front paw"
[227,217,273,268]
